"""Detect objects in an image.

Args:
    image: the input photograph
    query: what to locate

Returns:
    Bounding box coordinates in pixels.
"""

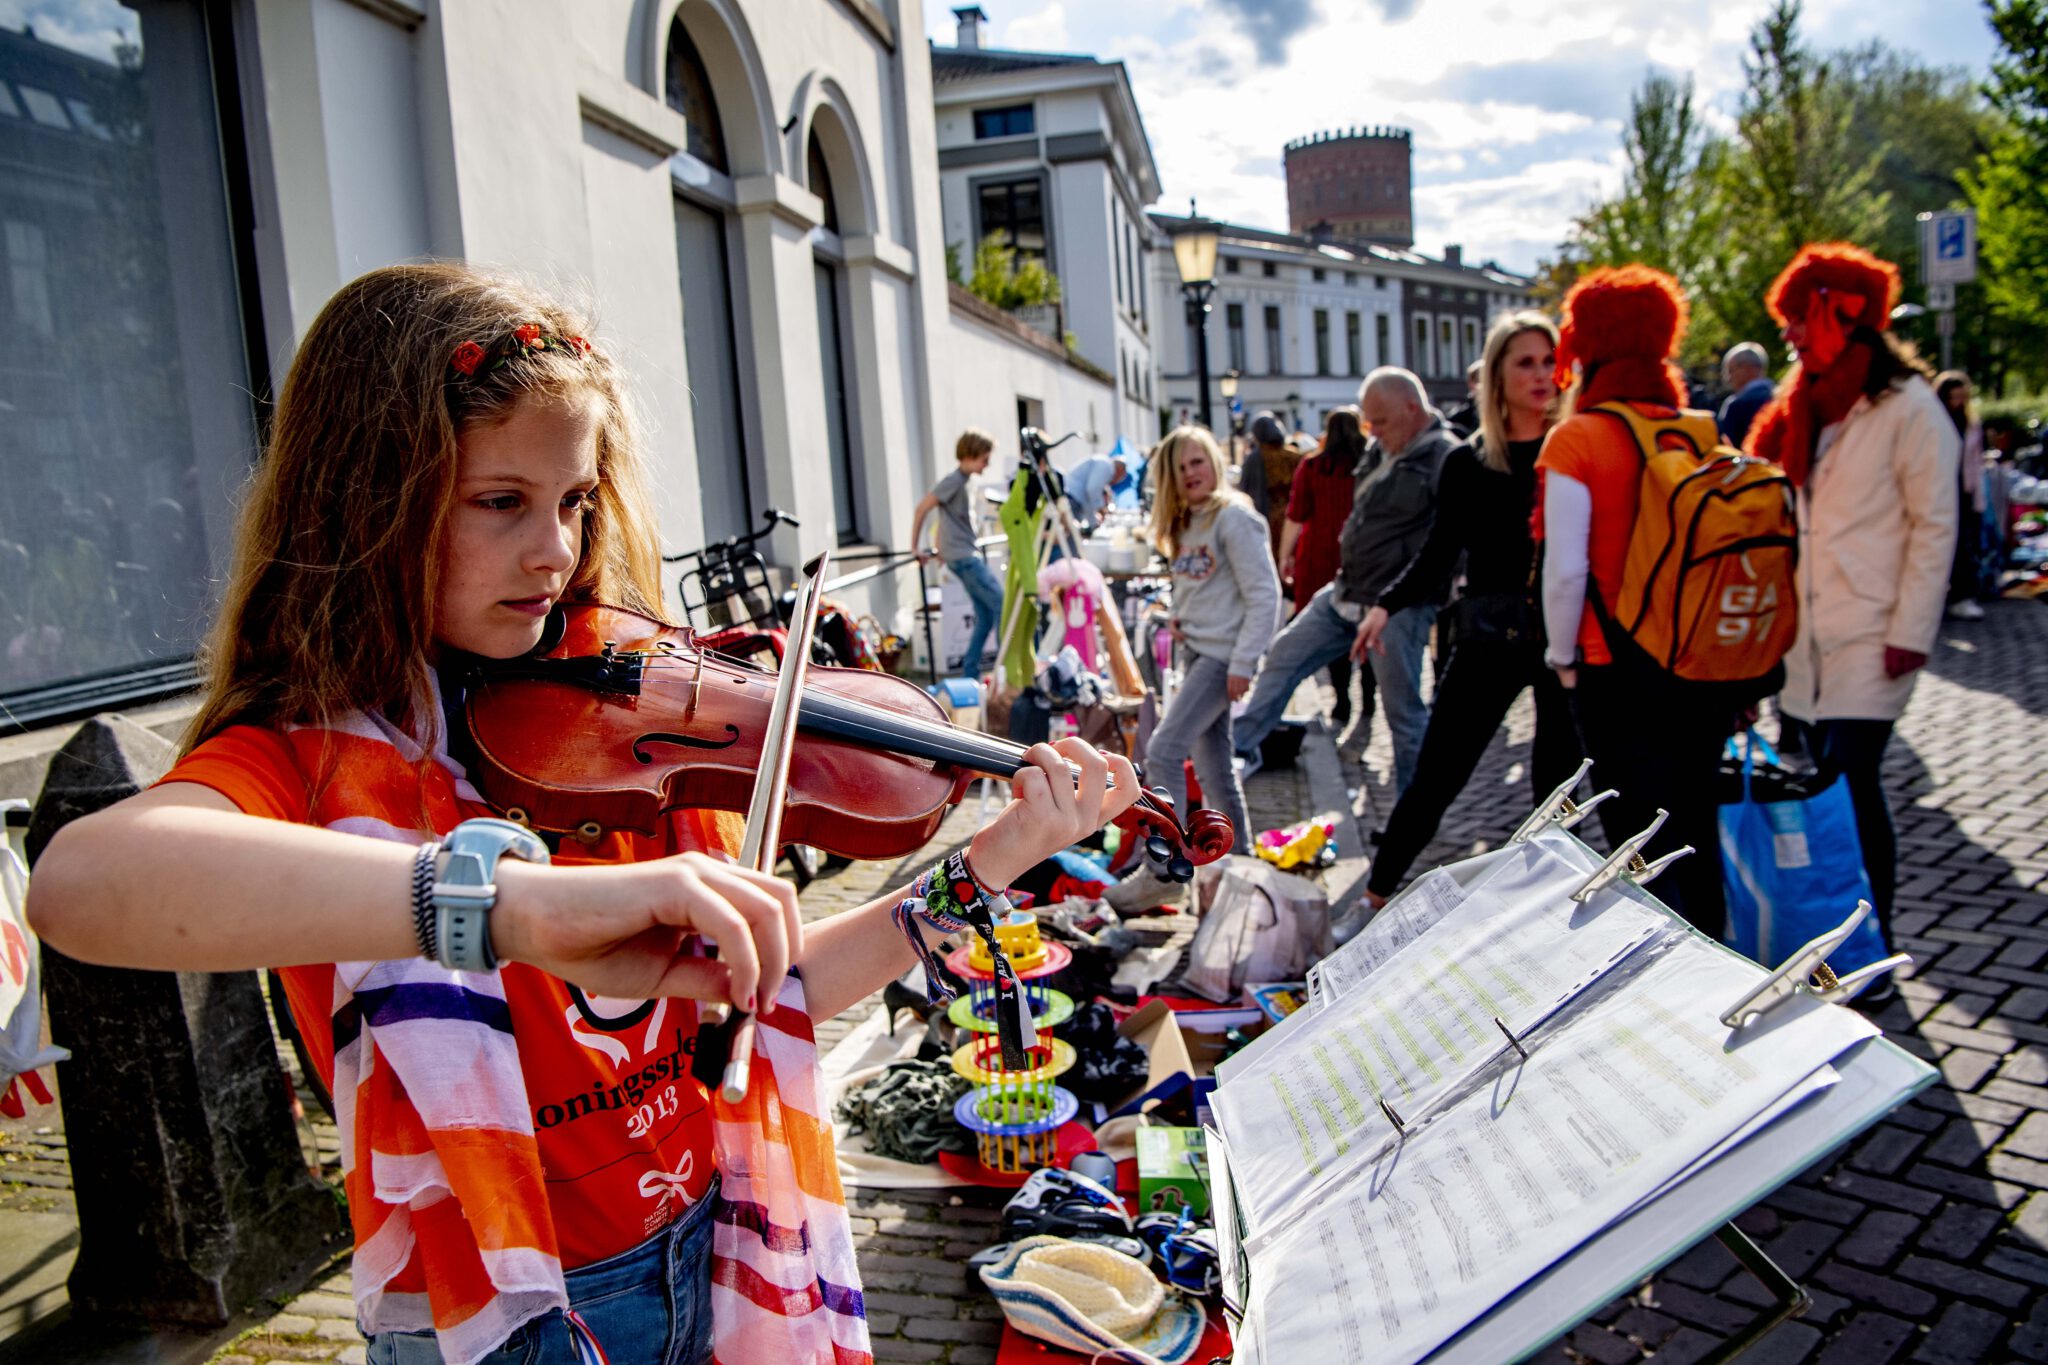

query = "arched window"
[806,129,839,235]
[665,21,728,174]
[808,124,859,542]
[667,15,751,539]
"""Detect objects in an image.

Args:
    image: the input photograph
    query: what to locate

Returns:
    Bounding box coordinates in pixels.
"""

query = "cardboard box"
[1136,1126,1210,1217]
[1105,1000,1196,1119]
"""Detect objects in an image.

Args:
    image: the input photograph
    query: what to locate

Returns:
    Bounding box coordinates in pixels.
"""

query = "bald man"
[1233,368,1458,794]
[1718,342,1773,447]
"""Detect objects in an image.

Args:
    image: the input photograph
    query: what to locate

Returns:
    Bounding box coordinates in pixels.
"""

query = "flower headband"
[448,323,596,379]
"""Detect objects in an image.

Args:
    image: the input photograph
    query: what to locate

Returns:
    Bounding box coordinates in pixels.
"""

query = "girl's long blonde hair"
[1475,310,1562,474]
[1149,426,1246,558]
[184,262,662,753]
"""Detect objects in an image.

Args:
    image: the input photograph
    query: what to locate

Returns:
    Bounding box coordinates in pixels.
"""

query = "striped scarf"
[297,690,871,1363]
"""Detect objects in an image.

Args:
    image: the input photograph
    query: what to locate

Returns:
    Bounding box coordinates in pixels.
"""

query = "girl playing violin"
[25,263,1140,1365]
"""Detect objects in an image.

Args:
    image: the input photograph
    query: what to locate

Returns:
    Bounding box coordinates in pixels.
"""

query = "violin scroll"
[1114,785,1234,883]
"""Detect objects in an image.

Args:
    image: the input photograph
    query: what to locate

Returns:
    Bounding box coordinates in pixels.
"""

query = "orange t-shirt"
[161,725,721,1269]
[1536,404,1676,666]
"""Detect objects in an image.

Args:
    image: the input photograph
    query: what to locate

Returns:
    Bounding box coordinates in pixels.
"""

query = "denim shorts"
[364,1177,718,1365]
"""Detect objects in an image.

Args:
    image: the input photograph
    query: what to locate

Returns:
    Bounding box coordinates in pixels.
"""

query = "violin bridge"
[687,648,706,718]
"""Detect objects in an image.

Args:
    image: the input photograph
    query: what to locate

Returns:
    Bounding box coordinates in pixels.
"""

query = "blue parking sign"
[1923,210,1977,285]
[1938,218,1965,260]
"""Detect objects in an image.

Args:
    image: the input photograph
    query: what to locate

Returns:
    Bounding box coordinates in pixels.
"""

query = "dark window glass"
[1264,305,1283,375]
[1312,267,1325,282]
[1223,256,1240,274]
[806,129,839,234]
[1261,260,1276,278]
[0,7,261,710]
[973,104,1034,139]
[815,261,860,543]
[1375,313,1390,368]
[976,177,1045,266]
[675,198,751,539]
[664,21,728,173]
[1313,309,1330,376]
[1226,303,1246,371]
[1345,272,1357,286]
[1414,316,1432,375]
[1346,312,1362,377]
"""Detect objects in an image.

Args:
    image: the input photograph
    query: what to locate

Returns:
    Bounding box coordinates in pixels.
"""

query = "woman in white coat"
[1748,243,1960,982]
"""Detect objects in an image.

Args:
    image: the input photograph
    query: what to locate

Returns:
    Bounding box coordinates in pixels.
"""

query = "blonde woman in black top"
[1356,312,1583,907]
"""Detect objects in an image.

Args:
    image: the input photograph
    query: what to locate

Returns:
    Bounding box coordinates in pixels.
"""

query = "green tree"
[1573,73,1719,281]
[1699,0,1891,360]
[1965,0,2048,382]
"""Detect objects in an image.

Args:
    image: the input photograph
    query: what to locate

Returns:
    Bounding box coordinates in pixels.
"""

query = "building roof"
[1148,211,1534,290]
[929,46,1098,86]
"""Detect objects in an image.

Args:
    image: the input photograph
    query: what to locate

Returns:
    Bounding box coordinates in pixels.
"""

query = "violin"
[461,602,1234,878]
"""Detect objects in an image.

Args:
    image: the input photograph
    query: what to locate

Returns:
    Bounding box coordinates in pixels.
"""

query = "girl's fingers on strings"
[1052,737,1108,836]
[1103,753,1142,822]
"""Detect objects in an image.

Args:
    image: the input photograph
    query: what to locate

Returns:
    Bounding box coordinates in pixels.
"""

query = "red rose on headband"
[567,336,592,355]
[515,323,543,349]
[450,341,486,376]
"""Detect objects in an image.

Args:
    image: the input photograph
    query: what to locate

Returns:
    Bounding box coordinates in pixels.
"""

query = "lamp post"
[1173,219,1220,433]
[1219,368,1242,459]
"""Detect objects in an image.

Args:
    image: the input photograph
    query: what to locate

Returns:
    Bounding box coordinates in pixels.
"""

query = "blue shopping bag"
[1719,730,1887,975]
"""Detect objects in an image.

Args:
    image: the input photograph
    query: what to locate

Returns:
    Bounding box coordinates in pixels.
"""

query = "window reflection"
[0,5,256,705]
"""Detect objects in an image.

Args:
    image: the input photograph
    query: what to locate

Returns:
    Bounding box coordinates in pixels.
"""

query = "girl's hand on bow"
[494,852,800,1014]
[967,738,1142,890]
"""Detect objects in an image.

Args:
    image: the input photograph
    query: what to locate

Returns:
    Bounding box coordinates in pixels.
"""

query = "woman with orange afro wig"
[1750,243,1958,977]
[1534,265,1730,939]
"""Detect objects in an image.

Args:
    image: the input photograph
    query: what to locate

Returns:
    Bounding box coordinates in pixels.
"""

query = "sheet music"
[1233,945,1876,1365]
[1214,837,1673,1235]
[1308,868,1469,1007]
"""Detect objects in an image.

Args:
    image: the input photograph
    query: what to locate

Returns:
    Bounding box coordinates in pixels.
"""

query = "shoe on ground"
[1947,599,1986,621]
[1232,748,1263,782]
[1102,862,1189,913]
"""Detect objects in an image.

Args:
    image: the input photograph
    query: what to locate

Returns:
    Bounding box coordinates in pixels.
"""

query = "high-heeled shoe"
[883,978,937,1037]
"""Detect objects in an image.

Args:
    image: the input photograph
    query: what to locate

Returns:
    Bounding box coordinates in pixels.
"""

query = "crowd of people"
[1019,240,1982,1005]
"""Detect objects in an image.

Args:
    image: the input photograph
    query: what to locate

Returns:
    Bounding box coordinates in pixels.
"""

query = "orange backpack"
[1586,402,1798,693]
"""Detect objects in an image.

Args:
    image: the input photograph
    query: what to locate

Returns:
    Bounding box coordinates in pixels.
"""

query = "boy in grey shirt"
[913,429,1005,680]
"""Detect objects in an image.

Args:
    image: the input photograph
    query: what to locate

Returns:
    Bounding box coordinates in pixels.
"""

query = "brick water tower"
[1284,126,1414,248]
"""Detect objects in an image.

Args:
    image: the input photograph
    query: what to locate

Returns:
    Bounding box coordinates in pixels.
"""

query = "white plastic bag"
[0,801,66,1115]
[1181,855,1332,1002]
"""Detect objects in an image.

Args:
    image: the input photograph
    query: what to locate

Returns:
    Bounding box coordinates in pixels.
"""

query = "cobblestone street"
[7,601,2043,1364]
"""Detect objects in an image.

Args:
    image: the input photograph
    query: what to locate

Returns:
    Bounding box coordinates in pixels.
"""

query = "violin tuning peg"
[1144,835,1174,865]
[1167,856,1195,883]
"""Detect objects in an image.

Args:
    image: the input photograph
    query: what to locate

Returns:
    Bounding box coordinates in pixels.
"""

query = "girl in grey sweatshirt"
[1145,427,1282,854]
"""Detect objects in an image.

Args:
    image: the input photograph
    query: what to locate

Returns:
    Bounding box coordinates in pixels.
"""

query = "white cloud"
[0,0,139,66]
[938,0,1996,271]
[1001,3,1071,52]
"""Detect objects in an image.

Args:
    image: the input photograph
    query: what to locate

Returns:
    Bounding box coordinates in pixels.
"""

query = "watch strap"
[433,818,550,972]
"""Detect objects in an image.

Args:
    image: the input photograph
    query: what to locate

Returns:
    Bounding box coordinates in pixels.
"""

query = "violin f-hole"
[633,726,742,763]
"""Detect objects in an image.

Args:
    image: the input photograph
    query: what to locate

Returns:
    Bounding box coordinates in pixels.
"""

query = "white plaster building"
[0,0,1115,751]
[930,5,1163,447]
[1149,213,1537,433]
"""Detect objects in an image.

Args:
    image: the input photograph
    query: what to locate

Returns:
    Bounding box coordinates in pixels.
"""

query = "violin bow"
[699,548,832,1104]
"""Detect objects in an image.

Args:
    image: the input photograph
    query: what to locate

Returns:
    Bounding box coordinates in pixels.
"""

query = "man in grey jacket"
[1233,369,1456,794]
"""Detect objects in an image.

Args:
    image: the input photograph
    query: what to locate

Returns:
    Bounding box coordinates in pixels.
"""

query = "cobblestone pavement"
[17,600,2048,1364]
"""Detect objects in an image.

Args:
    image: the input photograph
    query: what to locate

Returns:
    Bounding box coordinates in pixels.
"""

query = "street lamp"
[1173,219,1221,432]
[1219,368,1242,458]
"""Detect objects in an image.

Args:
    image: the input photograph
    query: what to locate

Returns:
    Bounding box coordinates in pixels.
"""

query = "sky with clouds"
[925,0,1997,275]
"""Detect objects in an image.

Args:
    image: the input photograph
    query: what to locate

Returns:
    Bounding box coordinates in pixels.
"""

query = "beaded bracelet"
[892,860,972,1004]
[410,840,442,960]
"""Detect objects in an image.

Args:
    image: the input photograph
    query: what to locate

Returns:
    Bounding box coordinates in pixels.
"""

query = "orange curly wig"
[1764,242,1900,333]
[1556,265,1689,406]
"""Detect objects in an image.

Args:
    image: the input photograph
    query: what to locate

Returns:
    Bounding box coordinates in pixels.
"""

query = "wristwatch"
[434,818,551,972]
